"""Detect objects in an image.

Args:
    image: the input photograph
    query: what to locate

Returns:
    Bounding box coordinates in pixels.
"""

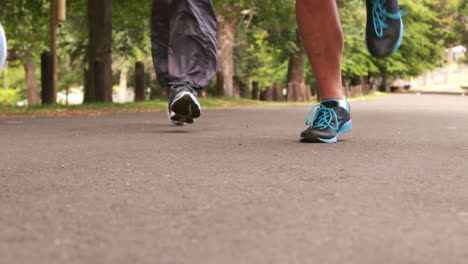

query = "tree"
[214,0,255,96]
[84,0,113,103]
[384,0,447,76]
[258,0,304,86]
[338,0,451,89]
[229,0,305,99]
[1,0,49,105]
[2,0,466,105]
[236,28,288,89]
[112,0,151,102]
[59,0,151,103]
[454,0,468,48]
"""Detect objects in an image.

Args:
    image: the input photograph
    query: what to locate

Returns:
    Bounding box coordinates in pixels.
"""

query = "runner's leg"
[151,0,170,88]
[296,0,352,143]
[168,0,217,89]
[296,0,344,100]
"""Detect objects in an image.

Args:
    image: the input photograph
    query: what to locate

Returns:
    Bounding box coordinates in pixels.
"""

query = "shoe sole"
[365,19,404,58]
[168,92,201,125]
[167,110,190,125]
[300,120,353,143]
[171,92,201,118]
[391,19,404,55]
[167,108,193,125]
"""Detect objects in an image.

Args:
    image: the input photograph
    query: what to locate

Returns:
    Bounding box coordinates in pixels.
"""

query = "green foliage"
[1,0,49,60]
[235,28,288,88]
[456,54,468,63]
[455,0,468,47]
[255,0,298,56]
[112,0,151,61]
[57,0,88,70]
[394,0,446,75]
[0,89,22,105]
[1,0,49,102]
[1,0,465,101]
[338,0,449,80]
[0,61,28,92]
[213,0,253,21]
[0,96,313,116]
[339,0,379,78]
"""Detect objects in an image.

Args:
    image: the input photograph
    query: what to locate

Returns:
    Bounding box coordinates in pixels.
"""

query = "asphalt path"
[1,94,468,264]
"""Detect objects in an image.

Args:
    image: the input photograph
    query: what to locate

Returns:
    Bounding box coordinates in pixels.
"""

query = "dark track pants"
[151,0,217,89]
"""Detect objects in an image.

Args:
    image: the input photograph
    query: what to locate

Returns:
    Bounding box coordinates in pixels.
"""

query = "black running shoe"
[365,0,404,58]
[300,99,352,143]
[167,82,201,125]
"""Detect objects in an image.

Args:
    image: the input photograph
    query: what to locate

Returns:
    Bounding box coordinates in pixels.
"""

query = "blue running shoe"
[300,99,352,143]
[0,22,7,75]
[167,82,201,125]
[365,0,404,58]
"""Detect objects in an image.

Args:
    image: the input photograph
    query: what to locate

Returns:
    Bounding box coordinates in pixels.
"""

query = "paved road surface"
[1,94,468,264]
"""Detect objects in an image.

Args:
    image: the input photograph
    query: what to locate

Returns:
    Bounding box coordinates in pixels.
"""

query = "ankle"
[321,97,348,109]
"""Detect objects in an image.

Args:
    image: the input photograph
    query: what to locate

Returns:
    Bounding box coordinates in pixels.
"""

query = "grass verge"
[0,92,389,118]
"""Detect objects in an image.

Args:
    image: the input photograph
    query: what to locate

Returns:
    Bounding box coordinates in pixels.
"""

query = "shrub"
[0,89,21,107]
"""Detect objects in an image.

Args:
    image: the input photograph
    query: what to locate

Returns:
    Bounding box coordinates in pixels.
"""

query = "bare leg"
[296,0,344,100]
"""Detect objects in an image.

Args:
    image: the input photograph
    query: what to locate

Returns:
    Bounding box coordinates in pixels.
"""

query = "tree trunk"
[232,75,241,98]
[84,0,113,103]
[286,32,306,102]
[273,81,282,101]
[294,82,303,102]
[216,72,224,96]
[251,81,259,100]
[380,71,388,92]
[265,86,274,101]
[216,14,236,97]
[287,50,305,86]
[287,82,295,102]
[134,62,145,102]
[118,64,128,103]
[305,84,312,102]
[287,51,305,102]
[287,32,305,86]
[23,58,39,105]
[240,78,250,98]
[41,52,55,105]
[312,85,321,101]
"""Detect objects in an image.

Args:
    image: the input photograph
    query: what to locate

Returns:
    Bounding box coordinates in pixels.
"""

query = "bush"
[0,89,21,107]
[456,55,468,64]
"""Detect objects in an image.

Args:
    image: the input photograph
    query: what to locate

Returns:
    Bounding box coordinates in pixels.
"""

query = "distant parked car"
[390,78,411,92]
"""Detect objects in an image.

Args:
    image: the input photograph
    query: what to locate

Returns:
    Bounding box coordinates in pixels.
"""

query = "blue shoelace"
[372,0,403,38]
[305,104,339,130]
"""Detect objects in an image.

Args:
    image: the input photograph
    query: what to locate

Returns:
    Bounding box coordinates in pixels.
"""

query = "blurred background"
[0,0,466,107]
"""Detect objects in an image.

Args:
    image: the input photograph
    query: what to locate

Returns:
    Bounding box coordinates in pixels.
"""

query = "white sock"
[338,97,347,109]
[322,97,348,108]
